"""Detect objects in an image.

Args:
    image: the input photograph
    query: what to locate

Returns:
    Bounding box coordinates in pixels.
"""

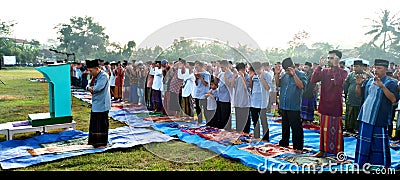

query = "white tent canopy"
[340,57,370,67]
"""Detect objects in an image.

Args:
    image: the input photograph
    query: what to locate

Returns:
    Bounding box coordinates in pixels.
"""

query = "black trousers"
[218,101,232,130]
[279,110,304,150]
[250,107,269,141]
[206,101,232,129]
[194,98,201,119]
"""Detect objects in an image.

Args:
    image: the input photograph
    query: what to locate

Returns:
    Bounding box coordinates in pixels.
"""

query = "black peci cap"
[353,60,363,66]
[86,60,99,68]
[282,57,294,70]
[374,59,389,68]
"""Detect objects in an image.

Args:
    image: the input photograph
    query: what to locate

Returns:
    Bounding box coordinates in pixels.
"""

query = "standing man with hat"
[275,57,307,152]
[86,59,111,148]
[300,61,316,124]
[311,50,348,157]
[355,59,398,167]
[343,60,372,134]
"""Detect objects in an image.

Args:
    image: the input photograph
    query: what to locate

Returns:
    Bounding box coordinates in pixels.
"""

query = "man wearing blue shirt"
[355,59,399,167]
[86,59,111,148]
[274,57,307,152]
[194,61,211,124]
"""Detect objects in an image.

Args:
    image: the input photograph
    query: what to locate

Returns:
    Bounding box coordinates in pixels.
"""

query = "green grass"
[0,68,254,171]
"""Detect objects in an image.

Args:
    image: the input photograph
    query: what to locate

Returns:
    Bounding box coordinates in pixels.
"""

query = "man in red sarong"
[311,50,348,157]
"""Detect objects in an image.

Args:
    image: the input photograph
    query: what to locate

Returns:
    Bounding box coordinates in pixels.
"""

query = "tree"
[55,16,110,60]
[288,30,310,57]
[0,19,16,37]
[127,40,136,49]
[364,9,400,51]
[355,43,399,63]
[311,42,334,53]
[123,40,136,60]
[0,19,16,58]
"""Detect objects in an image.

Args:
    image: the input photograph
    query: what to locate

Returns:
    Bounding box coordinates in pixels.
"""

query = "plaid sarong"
[301,97,315,121]
[345,106,360,130]
[355,121,391,167]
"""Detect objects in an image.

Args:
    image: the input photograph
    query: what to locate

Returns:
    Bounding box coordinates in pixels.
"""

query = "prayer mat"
[390,141,400,150]
[271,117,282,123]
[199,130,238,140]
[135,112,165,118]
[27,144,95,156]
[123,109,152,114]
[72,92,91,95]
[238,143,297,158]
[111,106,123,110]
[121,105,148,112]
[27,137,97,156]
[204,131,255,146]
[278,154,352,168]
[180,125,220,135]
[176,124,256,146]
[143,116,192,122]
[302,123,320,131]
[135,113,151,118]
[71,88,86,92]
[81,95,92,99]
[40,137,89,147]
[143,116,177,121]
[343,131,357,137]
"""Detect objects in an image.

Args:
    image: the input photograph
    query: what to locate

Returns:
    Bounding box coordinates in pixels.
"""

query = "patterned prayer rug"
[176,124,255,146]
[27,145,95,156]
[203,131,255,146]
[390,140,400,150]
[27,137,97,156]
[278,154,352,168]
[238,143,297,158]
[271,117,282,123]
[143,116,194,123]
[302,123,320,131]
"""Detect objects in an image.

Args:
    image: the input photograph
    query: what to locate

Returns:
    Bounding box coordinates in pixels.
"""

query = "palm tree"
[364,9,400,51]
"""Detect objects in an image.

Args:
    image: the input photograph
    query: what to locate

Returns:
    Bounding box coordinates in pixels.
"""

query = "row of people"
[84,49,397,168]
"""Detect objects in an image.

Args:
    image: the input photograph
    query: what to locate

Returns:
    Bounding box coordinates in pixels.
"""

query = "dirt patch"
[0,95,25,101]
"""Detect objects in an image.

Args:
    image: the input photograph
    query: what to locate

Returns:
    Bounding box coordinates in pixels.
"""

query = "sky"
[1,0,400,50]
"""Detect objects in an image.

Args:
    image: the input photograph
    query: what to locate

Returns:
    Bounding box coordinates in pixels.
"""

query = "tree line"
[1,9,400,65]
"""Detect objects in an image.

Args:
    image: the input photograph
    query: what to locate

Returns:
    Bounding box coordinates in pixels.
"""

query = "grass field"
[0,67,254,172]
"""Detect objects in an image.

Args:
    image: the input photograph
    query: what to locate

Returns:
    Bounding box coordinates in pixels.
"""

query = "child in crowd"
[206,80,218,127]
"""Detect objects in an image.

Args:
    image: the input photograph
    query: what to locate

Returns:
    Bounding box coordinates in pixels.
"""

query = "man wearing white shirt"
[151,61,164,112]
[178,59,195,118]
[250,62,272,141]
[213,60,234,130]
[194,61,211,124]
[263,62,275,113]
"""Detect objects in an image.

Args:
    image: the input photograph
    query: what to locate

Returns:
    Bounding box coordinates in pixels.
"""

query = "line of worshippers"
[85,50,398,168]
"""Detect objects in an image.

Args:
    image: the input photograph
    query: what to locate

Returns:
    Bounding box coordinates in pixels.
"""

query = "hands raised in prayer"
[319,55,325,67]
[286,67,295,76]
[373,76,384,88]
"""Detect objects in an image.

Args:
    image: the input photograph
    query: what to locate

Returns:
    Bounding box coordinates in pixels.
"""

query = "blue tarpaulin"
[152,119,400,171]
[75,91,400,171]
[0,126,174,170]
